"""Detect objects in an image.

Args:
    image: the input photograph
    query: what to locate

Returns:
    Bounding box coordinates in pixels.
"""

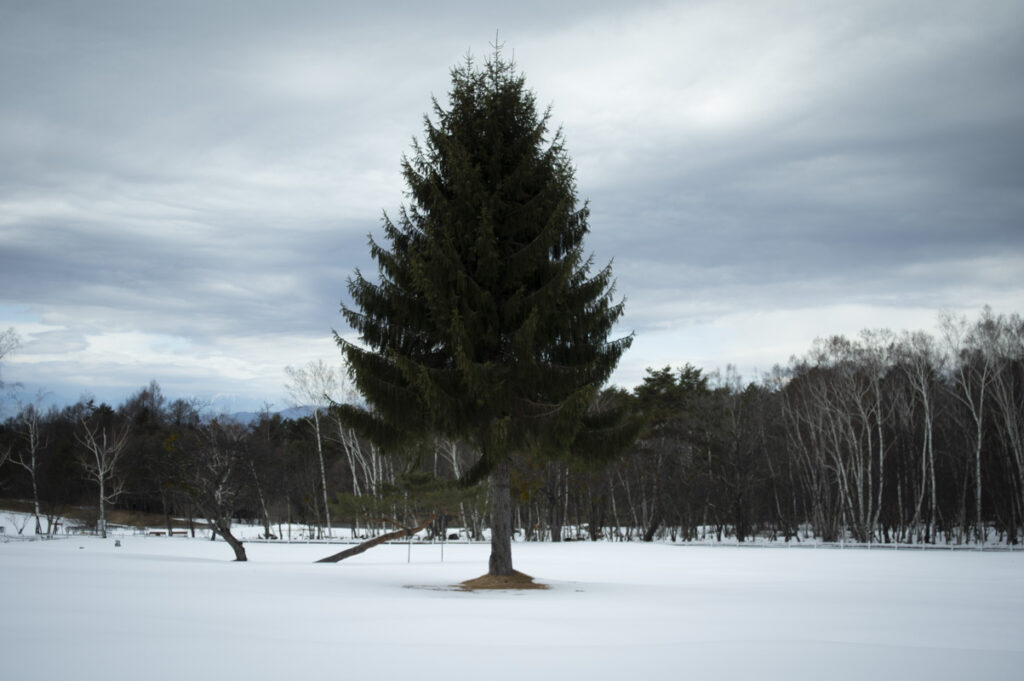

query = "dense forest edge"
[1,307,1023,549]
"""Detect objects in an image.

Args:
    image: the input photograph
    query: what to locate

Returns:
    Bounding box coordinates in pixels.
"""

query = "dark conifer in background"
[334,47,633,576]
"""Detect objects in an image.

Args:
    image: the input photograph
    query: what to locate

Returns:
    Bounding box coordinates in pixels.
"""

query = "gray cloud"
[2,0,1022,410]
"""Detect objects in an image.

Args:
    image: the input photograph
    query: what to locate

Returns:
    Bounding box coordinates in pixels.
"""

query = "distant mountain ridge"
[223,405,316,425]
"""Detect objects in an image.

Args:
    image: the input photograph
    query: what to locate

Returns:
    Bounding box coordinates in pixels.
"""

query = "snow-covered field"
[2,527,1023,681]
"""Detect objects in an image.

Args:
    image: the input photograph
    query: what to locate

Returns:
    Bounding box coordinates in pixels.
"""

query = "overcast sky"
[2,0,1022,413]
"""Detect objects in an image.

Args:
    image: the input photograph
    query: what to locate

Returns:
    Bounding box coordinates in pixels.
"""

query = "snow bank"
[1,536,1022,680]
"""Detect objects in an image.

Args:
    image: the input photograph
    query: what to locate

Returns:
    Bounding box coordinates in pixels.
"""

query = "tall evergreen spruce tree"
[335,49,633,576]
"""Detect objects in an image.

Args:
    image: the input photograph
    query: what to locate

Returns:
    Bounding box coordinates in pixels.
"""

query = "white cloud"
[615,302,963,388]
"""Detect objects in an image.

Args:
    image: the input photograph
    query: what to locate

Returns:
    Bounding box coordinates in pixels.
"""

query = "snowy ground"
[2,528,1023,681]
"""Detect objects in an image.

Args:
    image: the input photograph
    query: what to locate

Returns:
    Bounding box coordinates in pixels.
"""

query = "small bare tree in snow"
[10,402,50,534]
[76,403,131,538]
[284,359,340,537]
[177,418,251,561]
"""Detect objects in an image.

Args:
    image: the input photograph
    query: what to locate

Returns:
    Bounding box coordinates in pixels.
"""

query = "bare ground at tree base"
[457,570,548,591]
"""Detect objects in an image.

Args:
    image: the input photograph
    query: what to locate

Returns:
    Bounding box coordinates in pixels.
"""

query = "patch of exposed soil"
[457,570,548,591]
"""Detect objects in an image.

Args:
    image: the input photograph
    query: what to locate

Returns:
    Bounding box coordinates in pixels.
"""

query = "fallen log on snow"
[314,512,440,563]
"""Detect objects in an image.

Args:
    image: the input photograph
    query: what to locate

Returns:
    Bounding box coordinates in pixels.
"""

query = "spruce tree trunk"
[489,461,514,576]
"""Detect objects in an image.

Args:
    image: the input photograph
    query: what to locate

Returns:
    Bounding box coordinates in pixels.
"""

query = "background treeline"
[1,308,1021,545]
[0,380,492,544]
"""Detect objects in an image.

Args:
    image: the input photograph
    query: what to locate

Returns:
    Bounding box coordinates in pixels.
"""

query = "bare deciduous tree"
[943,311,994,543]
[284,359,340,537]
[973,311,1024,539]
[10,402,50,534]
[0,327,19,371]
[896,331,944,542]
[179,418,251,561]
[0,328,21,418]
[76,403,131,538]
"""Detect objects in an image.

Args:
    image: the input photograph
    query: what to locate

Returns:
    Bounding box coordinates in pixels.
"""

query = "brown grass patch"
[0,500,209,532]
[457,570,548,591]
[0,499,37,515]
